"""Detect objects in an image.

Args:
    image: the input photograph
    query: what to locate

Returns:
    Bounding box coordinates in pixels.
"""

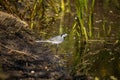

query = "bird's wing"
[49,36,61,41]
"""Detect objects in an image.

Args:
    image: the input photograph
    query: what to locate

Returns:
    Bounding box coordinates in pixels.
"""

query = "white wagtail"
[35,33,68,44]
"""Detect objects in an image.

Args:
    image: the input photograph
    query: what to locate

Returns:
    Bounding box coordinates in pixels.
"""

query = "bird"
[35,33,68,54]
[35,33,68,44]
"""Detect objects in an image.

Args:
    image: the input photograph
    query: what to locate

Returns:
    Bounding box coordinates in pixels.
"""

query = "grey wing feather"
[49,36,60,41]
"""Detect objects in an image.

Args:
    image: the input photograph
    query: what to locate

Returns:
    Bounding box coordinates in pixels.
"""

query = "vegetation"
[0,0,120,79]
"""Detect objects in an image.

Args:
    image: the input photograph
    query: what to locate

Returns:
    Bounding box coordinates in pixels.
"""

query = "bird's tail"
[35,40,51,43]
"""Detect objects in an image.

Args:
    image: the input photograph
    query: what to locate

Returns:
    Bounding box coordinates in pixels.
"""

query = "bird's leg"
[56,44,59,54]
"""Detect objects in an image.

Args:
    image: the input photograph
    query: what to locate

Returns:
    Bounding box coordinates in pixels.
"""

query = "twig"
[0,43,38,60]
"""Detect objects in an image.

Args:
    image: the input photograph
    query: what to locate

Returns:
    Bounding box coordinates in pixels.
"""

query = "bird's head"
[61,33,68,38]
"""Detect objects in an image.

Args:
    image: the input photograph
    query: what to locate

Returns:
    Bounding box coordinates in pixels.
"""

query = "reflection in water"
[56,0,120,79]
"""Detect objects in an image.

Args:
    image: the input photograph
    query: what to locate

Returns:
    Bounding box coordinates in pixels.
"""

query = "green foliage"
[69,0,95,75]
